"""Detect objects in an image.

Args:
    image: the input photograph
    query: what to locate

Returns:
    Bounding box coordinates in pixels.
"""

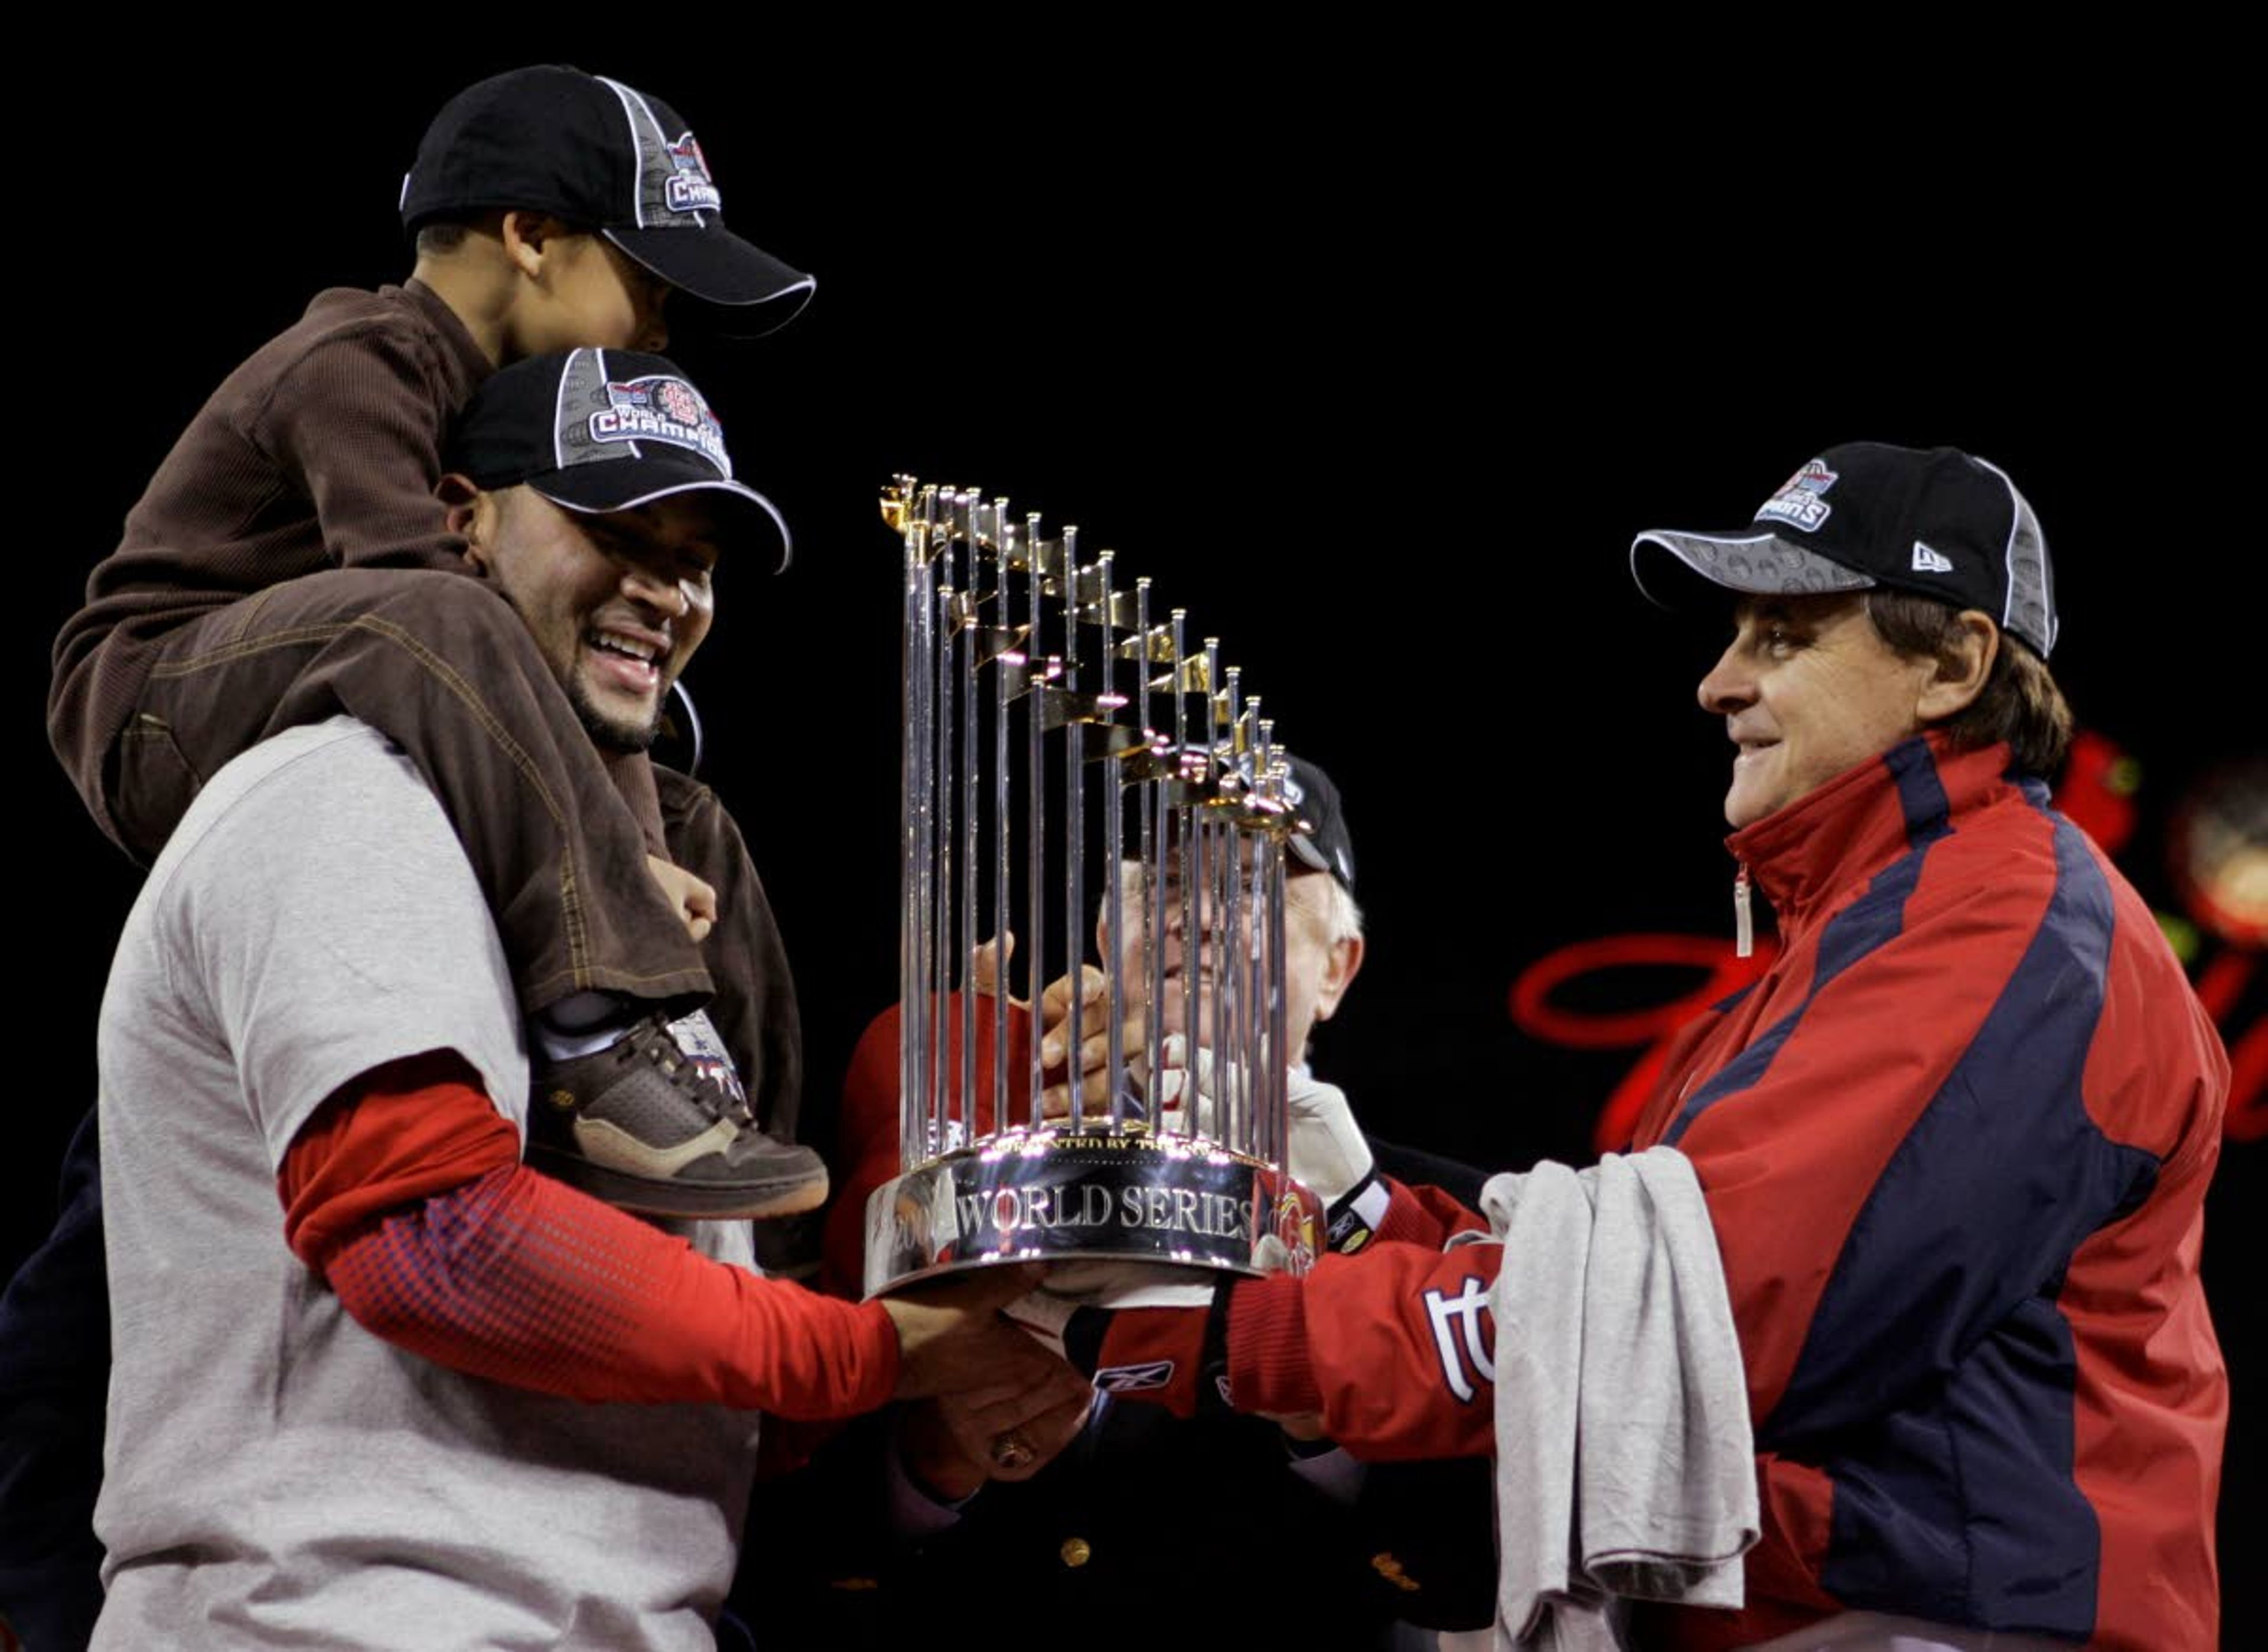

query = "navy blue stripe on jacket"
[1679,745,2161,1637]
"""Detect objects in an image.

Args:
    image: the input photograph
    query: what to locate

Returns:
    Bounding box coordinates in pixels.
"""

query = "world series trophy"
[863,477,1324,1300]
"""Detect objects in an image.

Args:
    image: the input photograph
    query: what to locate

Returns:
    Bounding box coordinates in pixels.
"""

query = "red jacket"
[1230,736,2227,1650]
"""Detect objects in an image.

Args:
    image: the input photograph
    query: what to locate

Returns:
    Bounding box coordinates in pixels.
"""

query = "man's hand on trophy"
[1025,965,1226,1126]
[1035,969,1158,1117]
[966,931,1244,1126]
[964,933,1027,1004]
[882,1264,1067,1401]
[970,930,1149,1118]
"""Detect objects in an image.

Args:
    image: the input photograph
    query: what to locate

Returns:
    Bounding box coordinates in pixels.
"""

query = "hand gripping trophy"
[864,478,1324,1301]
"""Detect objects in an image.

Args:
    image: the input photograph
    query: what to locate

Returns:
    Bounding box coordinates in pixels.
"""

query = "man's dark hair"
[415,209,572,259]
[415,220,473,257]
[1866,591,2074,778]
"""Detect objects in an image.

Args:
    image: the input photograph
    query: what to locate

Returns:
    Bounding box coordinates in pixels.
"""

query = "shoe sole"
[527,1143,830,1221]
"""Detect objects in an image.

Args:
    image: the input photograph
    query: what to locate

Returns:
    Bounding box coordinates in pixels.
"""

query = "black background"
[11,40,2257,1643]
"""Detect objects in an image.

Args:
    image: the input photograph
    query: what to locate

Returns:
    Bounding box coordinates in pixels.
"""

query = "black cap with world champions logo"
[400,65,814,335]
[1164,747,1356,889]
[1630,442,2059,657]
[1281,753,1357,890]
[449,348,791,569]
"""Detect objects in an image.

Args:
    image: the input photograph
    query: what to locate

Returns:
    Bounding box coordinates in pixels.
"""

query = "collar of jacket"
[1724,732,2025,936]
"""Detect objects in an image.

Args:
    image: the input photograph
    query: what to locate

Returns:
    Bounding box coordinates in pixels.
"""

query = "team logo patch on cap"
[1095,1360,1176,1393]
[664,133,723,216]
[589,376,731,473]
[1755,458,1838,533]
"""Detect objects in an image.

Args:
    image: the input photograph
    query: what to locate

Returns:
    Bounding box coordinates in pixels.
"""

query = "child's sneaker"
[529,1008,826,1219]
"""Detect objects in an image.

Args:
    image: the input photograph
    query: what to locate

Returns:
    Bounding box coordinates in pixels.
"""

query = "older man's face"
[1697,594,1938,829]
[1108,856,1354,1063]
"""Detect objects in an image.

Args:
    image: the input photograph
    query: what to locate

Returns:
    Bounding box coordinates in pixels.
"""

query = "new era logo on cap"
[1912,541,1955,574]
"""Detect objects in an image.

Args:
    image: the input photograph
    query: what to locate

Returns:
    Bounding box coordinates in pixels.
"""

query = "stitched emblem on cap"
[664,133,722,215]
[589,376,731,472]
[1911,540,1955,574]
[1755,458,1838,533]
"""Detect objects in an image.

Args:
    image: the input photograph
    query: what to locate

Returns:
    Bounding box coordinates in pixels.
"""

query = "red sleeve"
[822,1007,907,1299]
[280,1058,901,1420]
[1228,1237,1504,1462]
[278,1050,520,1268]
[1371,1178,1488,1249]
[823,996,1034,1299]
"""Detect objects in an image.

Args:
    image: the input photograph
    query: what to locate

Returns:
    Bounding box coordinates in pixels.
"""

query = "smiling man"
[1058,444,2230,1651]
[82,351,1064,1650]
[1609,444,2228,1647]
[417,347,825,1213]
[48,66,827,1227]
[439,366,739,758]
[461,490,718,747]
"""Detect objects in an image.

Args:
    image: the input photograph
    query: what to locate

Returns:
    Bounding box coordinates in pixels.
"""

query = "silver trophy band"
[864,478,1322,1296]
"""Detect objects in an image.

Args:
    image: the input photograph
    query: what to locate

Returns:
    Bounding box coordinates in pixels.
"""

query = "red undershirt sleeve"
[277,1053,901,1420]
[825,994,1033,1300]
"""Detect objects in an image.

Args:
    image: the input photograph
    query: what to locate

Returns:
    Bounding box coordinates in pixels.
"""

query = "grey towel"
[1482,1148,1757,1651]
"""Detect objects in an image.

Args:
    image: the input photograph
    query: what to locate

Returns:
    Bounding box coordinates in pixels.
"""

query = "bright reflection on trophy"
[864,477,1322,1295]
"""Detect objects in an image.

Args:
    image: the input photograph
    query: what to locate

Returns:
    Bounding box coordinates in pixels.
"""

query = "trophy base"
[863,1128,1321,1297]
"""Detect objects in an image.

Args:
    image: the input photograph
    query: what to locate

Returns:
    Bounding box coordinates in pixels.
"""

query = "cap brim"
[1630,528,1873,615]
[531,473,793,572]
[606,226,815,337]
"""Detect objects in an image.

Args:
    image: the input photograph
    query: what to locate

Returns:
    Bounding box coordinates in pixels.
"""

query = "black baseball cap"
[1280,753,1356,890]
[400,66,814,336]
[1160,746,1357,889]
[449,348,791,568]
[1630,442,2058,657]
